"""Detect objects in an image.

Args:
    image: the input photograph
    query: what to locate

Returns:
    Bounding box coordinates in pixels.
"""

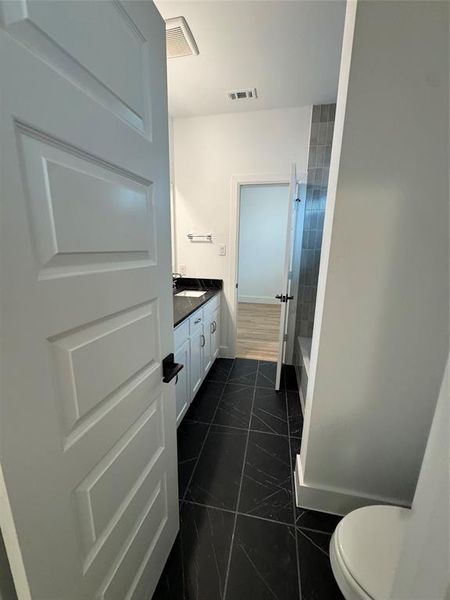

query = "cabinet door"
[211,307,220,361]
[190,322,203,399]
[202,318,212,377]
[175,338,190,426]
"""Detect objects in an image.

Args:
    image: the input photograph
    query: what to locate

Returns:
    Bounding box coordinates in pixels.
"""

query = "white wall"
[238,184,289,304]
[299,0,449,511]
[172,106,311,355]
[391,357,449,600]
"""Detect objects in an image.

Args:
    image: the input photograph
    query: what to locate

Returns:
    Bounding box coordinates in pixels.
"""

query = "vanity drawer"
[189,308,203,332]
[174,319,189,350]
[203,293,220,317]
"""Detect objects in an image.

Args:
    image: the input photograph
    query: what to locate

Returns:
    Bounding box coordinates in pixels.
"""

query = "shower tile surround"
[297,104,336,339]
[153,358,343,600]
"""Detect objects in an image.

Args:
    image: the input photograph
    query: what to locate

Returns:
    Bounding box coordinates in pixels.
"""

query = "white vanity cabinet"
[173,294,221,425]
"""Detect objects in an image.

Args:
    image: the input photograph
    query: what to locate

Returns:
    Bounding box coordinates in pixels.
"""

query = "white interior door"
[275,164,298,390]
[0,2,179,599]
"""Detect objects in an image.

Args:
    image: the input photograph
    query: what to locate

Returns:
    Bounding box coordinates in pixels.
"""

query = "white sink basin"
[175,290,206,298]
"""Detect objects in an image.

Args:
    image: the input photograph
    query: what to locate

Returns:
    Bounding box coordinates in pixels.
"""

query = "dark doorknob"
[162,353,183,383]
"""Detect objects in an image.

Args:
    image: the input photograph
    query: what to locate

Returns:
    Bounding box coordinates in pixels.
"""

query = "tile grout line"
[184,418,299,439]
[180,359,235,505]
[285,366,303,600]
[222,360,259,600]
[183,498,299,528]
[206,379,299,393]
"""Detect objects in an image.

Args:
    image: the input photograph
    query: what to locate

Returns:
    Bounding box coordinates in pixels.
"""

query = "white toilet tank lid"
[336,505,410,600]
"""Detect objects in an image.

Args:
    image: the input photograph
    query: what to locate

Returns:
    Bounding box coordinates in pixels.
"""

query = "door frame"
[227,173,290,360]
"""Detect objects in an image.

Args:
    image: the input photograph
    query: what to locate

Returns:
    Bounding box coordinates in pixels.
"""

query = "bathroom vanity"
[173,279,222,425]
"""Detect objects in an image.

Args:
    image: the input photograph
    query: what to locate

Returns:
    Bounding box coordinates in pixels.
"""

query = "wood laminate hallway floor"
[236,303,281,361]
[152,358,344,600]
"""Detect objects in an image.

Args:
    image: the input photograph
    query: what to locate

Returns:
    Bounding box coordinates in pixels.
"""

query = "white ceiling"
[155,0,346,118]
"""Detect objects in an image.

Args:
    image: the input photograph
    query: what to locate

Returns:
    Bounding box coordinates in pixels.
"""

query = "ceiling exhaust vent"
[228,88,258,101]
[165,17,199,59]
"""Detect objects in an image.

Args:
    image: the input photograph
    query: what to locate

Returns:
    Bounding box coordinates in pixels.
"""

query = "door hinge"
[288,270,293,280]
[283,334,288,342]
[235,283,239,289]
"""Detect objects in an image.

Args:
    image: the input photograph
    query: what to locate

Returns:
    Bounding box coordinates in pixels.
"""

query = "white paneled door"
[0,2,178,599]
[275,164,299,390]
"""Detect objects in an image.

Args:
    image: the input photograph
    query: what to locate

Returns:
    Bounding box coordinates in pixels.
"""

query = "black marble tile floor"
[152,358,344,600]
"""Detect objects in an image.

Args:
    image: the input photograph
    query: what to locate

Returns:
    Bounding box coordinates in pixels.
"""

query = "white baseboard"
[295,366,305,413]
[219,345,232,359]
[238,295,278,305]
[294,455,410,516]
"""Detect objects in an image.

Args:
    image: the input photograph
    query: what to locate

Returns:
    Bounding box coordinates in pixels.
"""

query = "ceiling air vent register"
[228,88,258,101]
[165,17,199,59]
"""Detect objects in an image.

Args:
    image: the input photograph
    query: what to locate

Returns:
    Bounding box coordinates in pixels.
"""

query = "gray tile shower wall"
[296,103,336,339]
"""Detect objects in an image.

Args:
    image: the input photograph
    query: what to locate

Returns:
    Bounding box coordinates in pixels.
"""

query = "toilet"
[330,505,410,600]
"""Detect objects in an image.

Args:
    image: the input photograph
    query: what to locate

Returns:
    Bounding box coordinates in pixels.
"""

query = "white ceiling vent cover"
[165,17,199,59]
[228,88,258,101]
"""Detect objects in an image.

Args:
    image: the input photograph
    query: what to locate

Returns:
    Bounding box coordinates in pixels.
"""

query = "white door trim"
[228,173,289,360]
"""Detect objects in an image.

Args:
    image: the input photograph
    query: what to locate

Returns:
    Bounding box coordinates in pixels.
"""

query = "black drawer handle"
[162,353,183,383]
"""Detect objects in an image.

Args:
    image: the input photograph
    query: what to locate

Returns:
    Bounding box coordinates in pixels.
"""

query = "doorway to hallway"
[236,183,288,361]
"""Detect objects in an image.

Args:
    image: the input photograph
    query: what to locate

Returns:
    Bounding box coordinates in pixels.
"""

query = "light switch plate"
[218,244,226,256]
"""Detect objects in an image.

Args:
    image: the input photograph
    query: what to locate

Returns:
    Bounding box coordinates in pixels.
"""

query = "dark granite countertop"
[173,278,222,327]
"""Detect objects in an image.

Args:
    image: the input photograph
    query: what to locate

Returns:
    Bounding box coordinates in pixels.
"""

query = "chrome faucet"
[172,272,182,290]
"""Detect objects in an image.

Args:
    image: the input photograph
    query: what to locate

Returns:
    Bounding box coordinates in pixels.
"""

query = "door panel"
[1,0,151,132]
[19,132,155,262]
[0,2,177,599]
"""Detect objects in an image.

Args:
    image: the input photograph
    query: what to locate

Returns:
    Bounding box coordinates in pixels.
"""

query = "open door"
[275,164,299,390]
[0,2,178,599]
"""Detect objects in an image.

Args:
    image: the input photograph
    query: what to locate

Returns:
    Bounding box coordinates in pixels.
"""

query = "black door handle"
[275,294,294,303]
[275,294,283,300]
[162,353,183,383]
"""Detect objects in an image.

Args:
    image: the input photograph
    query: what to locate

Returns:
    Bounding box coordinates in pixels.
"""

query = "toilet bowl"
[330,505,410,600]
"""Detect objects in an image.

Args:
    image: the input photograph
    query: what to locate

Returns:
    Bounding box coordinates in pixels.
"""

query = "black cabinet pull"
[201,334,205,347]
[162,353,183,383]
